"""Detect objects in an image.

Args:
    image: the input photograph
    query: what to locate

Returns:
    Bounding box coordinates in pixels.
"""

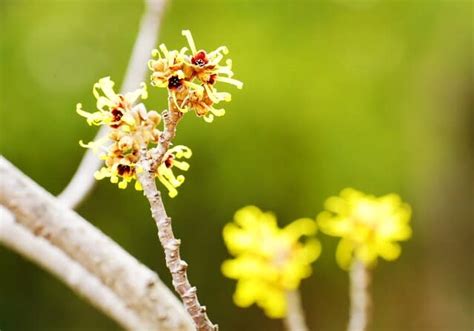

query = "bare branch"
[284,290,309,331]
[348,260,371,331]
[0,206,146,330]
[0,156,194,331]
[58,0,168,209]
[136,99,218,331]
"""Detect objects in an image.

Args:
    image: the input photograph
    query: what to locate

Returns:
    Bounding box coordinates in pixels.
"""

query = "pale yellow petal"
[336,239,354,270]
[181,30,197,54]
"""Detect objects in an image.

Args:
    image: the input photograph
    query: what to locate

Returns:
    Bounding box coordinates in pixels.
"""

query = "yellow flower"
[222,206,321,318]
[157,145,192,198]
[148,44,187,89]
[181,88,230,123]
[149,30,242,122]
[76,76,147,128]
[94,159,142,190]
[77,79,162,191]
[181,30,243,90]
[317,188,412,269]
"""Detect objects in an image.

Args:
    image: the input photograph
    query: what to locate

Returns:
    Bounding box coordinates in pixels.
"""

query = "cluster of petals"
[222,206,321,318]
[77,77,191,196]
[148,30,243,122]
[317,188,412,269]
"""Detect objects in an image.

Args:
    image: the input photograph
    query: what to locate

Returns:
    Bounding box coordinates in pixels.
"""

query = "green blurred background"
[1,0,472,330]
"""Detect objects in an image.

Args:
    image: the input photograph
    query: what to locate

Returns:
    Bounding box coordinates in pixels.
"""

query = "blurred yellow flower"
[222,206,321,318]
[317,188,412,269]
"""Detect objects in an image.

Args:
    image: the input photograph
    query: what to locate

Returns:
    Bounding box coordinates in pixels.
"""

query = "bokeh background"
[1,0,472,330]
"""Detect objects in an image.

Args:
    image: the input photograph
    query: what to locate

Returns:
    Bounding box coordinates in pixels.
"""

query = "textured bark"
[136,98,218,331]
[0,207,145,330]
[348,260,371,331]
[284,290,309,331]
[0,156,194,331]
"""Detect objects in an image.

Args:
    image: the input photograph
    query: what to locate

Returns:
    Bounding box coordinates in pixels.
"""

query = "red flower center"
[168,75,183,89]
[117,164,132,176]
[111,108,124,128]
[191,51,209,67]
[164,155,174,168]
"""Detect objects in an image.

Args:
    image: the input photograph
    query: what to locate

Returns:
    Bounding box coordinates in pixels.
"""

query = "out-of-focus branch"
[348,260,371,331]
[0,156,194,331]
[0,206,145,330]
[58,0,168,209]
[284,290,309,331]
[136,99,218,331]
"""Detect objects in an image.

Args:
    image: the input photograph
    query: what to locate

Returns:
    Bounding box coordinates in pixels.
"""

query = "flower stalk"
[284,290,309,331]
[348,260,371,331]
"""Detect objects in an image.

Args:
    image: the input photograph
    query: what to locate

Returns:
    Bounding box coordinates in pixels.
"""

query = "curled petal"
[134,180,143,191]
[209,107,225,117]
[169,145,192,159]
[172,160,190,171]
[124,82,148,105]
[336,238,354,270]
[182,30,197,54]
[203,113,214,123]
[93,77,119,106]
[94,167,110,180]
[283,218,317,239]
[216,76,243,89]
[118,179,128,189]
[157,172,179,198]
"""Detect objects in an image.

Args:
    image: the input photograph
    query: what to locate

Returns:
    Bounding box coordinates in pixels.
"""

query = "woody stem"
[137,97,218,331]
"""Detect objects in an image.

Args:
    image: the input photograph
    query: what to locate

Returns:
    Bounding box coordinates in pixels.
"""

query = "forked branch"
[0,156,194,331]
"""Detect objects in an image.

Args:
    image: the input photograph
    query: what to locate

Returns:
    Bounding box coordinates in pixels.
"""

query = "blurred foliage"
[0,0,472,330]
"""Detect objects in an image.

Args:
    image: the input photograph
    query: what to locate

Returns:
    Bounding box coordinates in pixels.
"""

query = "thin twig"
[284,290,309,331]
[0,206,146,330]
[136,98,218,331]
[58,0,168,209]
[348,260,371,331]
[0,156,194,331]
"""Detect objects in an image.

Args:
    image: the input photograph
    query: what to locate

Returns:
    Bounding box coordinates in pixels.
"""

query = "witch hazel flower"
[76,76,148,128]
[77,77,192,196]
[149,30,243,122]
[222,206,321,318]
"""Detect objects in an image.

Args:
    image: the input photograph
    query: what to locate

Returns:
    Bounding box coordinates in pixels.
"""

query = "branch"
[284,290,309,331]
[58,0,168,209]
[0,206,146,330]
[0,156,194,331]
[136,99,218,331]
[348,260,371,331]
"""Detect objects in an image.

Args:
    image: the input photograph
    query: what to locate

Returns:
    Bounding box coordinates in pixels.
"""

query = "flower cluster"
[77,77,191,196]
[222,206,321,318]
[148,30,243,122]
[317,188,412,269]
